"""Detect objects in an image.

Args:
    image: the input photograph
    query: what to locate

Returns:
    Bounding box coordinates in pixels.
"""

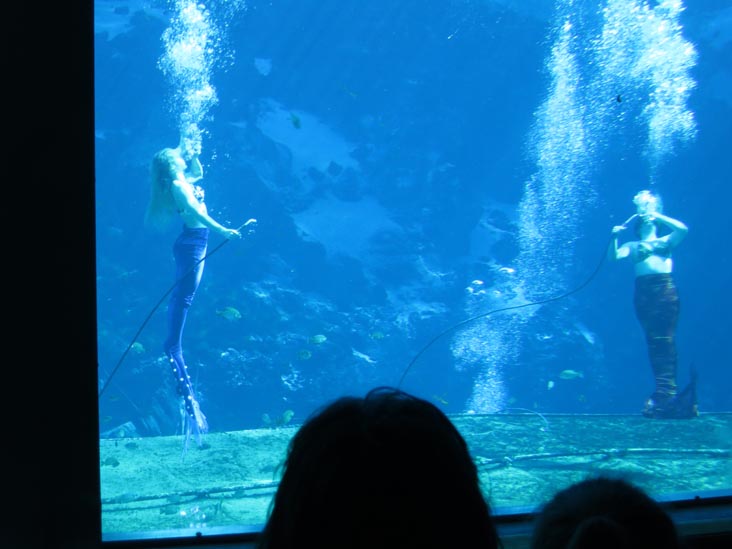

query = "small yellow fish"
[547,380,555,390]
[433,394,449,405]
[216,306,242,321]
[297,349,312,360]
[559,369,584,380]
[309,334,327,345]
[369,331,385,340]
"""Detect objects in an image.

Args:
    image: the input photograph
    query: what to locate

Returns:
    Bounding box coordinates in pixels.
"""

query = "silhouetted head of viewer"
[257,386,499,549]
[530,477,680,549]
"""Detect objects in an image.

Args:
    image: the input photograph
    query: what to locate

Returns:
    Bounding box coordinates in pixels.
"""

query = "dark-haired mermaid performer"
[146,125,241,443]
[609,190,696,418]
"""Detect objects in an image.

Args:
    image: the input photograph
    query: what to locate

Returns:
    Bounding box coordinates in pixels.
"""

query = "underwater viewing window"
[94,0,731,544]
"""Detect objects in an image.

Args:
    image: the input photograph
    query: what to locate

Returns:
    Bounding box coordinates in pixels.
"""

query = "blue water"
[95,0,731,441]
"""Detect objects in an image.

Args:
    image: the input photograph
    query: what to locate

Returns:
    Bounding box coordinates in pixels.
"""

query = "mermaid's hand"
[242,218,258,235]
[220,227,241,239]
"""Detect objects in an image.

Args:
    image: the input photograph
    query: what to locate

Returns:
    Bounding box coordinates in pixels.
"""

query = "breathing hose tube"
[98,219,256,398]
[397,214,638,388]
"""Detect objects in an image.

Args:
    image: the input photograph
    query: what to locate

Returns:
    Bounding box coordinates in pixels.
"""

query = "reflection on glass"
[95,0,731,541]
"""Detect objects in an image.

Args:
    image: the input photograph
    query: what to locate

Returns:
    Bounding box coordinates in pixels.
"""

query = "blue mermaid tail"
[168,355,208,449]
[180,397,208,454]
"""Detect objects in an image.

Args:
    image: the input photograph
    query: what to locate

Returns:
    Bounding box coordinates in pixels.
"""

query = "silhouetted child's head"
[531,477,680,549]
[258,386,498,549]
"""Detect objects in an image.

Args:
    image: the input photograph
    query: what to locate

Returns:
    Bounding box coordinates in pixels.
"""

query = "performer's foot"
[642,393,672,418]
[642,391,698,419]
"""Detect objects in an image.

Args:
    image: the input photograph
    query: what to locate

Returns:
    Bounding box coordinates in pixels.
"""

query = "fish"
[130,342,145,355]
[290,112,301,129]
[309,334,327,345]
[280,409,295,425]
[254,57,272,76]
[352,348,377,364]
[102,457,120,467]
[547,380,555,390]
[297,349,312,360]
[216,306,242,321]
[559,369,584,380]
[574,322,596,345]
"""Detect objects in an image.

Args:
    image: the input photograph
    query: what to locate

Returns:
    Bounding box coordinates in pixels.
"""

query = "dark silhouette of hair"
[633,217,664,238]
[530,477,680,549]
[257,386,499,549]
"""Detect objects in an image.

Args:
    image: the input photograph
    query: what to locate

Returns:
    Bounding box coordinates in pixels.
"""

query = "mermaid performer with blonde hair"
[147,124,246,443]
[609,190,696,418]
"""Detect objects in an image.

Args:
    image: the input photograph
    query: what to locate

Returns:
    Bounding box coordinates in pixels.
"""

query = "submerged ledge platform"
[100,412,732,540]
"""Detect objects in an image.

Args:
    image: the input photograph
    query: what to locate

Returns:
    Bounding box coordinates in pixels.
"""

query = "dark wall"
[10,1,100,547]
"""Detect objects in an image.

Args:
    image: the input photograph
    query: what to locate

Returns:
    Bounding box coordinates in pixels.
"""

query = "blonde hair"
[145,149,179,231]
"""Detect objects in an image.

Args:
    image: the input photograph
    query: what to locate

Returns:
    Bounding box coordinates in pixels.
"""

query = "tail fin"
[180,397,208,456]
[667,364,699,419]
